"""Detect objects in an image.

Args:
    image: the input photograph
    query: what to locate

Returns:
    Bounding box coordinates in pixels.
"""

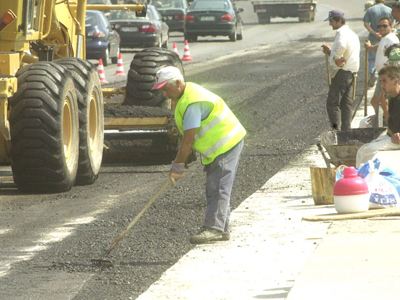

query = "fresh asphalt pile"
[0,39,367,299]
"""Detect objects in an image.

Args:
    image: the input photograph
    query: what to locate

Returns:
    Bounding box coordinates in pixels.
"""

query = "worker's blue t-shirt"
[183,102,213,131]
[364,3,392,43]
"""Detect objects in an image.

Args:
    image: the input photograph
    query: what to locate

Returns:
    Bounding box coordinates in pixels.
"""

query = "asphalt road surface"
[0,1,368,299]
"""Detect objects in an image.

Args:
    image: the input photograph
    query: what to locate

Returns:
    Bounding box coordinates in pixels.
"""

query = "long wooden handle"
[324,54,331,87]
[364,45,369,117]
[105,177,173,256]
[303,208,400,222]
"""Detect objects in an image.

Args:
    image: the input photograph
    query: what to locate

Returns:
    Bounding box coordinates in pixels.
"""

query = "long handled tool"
[324,53,331,87]
[364,43,369,117]
[92,177,174,268]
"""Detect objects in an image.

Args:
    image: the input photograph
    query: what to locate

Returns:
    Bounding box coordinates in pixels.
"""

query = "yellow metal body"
[0,0,145,162]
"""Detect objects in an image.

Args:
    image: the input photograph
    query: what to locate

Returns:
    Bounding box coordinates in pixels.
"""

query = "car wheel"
[184,34,197,43]
[237,28,243,40]
[102,48,110,66]
[229,27,237,42]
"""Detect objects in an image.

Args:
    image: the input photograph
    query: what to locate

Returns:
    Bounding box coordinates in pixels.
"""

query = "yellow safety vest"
[175,82,246,165]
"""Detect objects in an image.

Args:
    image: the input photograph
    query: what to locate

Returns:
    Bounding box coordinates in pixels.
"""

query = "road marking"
[0,209,106,278]
[0,186,143,279]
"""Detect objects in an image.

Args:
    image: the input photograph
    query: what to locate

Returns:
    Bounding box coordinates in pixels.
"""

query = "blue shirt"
[364,3,392,43]
[183,102,213,131]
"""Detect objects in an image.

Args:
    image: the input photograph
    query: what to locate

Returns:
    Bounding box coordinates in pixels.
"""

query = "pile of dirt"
[104,103,172,118]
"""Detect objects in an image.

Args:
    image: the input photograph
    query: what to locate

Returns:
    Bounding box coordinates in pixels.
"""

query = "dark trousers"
[326,69,354,131]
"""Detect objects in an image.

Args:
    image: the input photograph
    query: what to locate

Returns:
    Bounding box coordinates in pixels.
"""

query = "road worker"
[364,17,399,125]
[364,0,392,87]
[152,66,246,244]
[321,10,360,131]
[356,64,400,166]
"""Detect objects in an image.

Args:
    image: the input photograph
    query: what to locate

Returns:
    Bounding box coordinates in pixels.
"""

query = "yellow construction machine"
[0,0,182,193]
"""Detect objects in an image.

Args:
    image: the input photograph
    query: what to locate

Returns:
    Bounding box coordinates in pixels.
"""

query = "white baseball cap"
[152,66,184,90]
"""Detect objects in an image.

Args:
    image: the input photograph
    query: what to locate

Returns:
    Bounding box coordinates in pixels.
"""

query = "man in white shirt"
[365,17,399,124]
[321,10,360,131]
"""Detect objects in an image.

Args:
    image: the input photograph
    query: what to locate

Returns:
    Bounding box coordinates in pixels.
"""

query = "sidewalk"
[135,89,400,300]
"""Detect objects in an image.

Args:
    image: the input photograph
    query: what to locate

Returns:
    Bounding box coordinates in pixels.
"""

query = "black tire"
[257,13,271,24]
[10,62,80,193]
[184,34,197,43]
[56,58,104,186]
[124,48,183,106]
[229,27,237,42]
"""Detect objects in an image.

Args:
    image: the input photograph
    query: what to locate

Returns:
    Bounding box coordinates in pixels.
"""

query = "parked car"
[108,5,169,48]
[85,10,120,66]
[151,0,188,32]
[184,0,243,42]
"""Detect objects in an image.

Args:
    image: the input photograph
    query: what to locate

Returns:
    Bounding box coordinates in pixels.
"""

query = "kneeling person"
[356,65,400,166]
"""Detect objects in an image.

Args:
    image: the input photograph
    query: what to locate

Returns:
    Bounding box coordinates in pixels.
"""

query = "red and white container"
[334,167,369,214]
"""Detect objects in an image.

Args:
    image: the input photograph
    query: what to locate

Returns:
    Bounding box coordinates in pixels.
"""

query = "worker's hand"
[334,57,346,67]
[169,161,185,184]
[375,32,382,39]
[364,40,372,49]
[321,44,331,55]
[391,133,400,144]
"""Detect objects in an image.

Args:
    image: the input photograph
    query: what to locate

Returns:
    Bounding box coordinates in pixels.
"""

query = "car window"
[86,13,97,28]
[151,0,185,9]
[148,6,162,20]
[98,12,111,29]
[109,10,138,20]
[191,0,231,10]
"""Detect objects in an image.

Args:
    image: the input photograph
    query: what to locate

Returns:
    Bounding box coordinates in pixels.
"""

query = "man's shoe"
[189,228,230,244]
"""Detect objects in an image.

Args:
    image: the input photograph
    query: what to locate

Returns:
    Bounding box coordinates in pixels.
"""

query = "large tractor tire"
[124,48,183,107]
[56,58,104,186]
[10,62,80,193]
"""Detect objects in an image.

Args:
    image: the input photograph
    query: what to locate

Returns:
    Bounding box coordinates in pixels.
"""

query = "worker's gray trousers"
[203,139,244,233]
[326,69,354,131]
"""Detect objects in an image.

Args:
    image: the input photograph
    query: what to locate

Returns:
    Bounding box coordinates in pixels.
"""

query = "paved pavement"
[135,88,400,299]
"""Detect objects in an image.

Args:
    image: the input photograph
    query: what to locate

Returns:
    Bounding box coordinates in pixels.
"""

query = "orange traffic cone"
[172,42,180,56]
[97,58,108,84]
[181,40,192,62]
[115,53,126,76]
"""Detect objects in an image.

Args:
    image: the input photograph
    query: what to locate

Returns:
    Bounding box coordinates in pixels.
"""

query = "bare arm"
[364,21,382,39]
[174,128,196,164]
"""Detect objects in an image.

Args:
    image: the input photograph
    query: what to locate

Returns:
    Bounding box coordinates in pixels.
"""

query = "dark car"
[85,10,120,66]
[184,0,243,42]
[108,5,169,48]
[151,0,188,32]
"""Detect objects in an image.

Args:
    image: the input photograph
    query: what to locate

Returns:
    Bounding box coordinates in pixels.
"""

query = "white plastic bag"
[358,159,400,208]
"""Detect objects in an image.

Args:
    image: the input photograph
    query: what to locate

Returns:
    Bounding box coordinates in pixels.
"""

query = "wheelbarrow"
[318,128,386,167]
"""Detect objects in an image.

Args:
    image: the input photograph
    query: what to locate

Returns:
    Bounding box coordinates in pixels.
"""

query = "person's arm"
[330,33,347,67]
[169,128,196,183]
[364,21,378,37]
[391,132,400,144]
[174,128,196,164]
[169,103,203,182]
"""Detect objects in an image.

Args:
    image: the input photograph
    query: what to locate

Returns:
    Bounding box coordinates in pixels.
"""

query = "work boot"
[189,227,230,244]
